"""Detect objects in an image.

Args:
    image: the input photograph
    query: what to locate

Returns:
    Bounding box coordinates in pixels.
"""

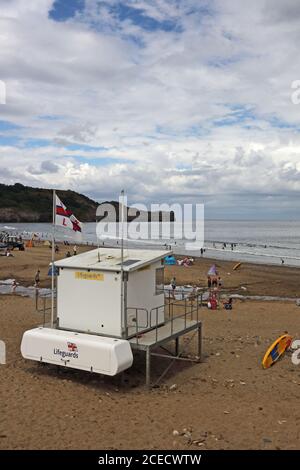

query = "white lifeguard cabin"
[54,247,167,338]
[21,247,202,387]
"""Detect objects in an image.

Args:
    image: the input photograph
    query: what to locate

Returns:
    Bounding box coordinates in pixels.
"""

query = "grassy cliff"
[0,183,175,223]
[0,183,98,222]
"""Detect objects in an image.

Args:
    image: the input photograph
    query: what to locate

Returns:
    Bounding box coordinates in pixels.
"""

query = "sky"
[1,0,300,219]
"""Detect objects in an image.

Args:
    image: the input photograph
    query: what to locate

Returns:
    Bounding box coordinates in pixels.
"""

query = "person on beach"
[34,269,40,287]
[207,276,212,289]
[73,245,77,256]
[223,297,233,310]
[171,277,176,298]
[11,280,17,293]
[5,248,13,257]
[218,276,223,288]
[200,248,204,257]
[66,251,71,258]
[281,258,285,265]
[55,244,59,253]
[189,285,198,305]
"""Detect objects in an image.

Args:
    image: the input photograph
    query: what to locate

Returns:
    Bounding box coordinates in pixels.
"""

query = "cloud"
[0,0,300,217]
[27,159,59,175]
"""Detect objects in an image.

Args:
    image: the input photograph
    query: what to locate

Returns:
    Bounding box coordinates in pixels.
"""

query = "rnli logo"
[67,342,78,352]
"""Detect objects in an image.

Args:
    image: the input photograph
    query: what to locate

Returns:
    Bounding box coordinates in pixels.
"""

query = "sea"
[1,220,300,267]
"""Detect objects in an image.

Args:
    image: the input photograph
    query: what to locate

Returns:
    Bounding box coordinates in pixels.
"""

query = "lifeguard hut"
[21,247,202,387]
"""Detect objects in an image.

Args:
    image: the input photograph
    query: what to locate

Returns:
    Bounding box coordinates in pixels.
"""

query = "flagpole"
[120,189,125,337]
[121,189,124,272]
[97,212,100,263]
[51,189,56,328]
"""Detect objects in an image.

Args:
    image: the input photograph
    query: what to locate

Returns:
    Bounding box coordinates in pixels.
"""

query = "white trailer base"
[21,327,133,376]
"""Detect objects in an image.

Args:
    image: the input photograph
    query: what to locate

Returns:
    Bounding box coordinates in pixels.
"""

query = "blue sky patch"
[49,0,85,22]
[70,155,133,166]
[267,115,299,130]
[214,105,256,127]
[155,124,210,138]
[64,143,108,152]
[112,3,181,32]
[22,138,53,148]
[0,135,22,146]
[38,115,65,121]
[0,120,22,131]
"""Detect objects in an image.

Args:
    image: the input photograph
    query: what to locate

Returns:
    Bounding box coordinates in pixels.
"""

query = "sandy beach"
[1,244,300,449]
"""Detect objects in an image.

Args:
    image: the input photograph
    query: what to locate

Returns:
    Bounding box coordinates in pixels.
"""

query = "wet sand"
[1,244,300,449]
[1,243,300,298]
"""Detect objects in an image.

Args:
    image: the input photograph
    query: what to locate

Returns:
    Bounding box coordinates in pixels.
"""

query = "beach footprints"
[0,340,6,364]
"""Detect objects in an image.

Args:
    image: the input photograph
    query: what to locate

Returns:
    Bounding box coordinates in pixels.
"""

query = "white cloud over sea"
[1,0,300,217]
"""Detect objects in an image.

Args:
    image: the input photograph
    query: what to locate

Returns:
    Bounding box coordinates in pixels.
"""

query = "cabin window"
[155,267,164,295]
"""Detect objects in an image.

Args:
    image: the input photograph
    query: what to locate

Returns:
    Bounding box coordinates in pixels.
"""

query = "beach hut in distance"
[21,247,202,387]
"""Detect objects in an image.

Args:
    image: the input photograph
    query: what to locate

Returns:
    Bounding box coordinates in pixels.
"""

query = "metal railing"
[164,287,204,304]
[35,291,56,326]
[127,290,202,345]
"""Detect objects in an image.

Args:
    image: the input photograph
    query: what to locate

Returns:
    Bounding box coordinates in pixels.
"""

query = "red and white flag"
[55,195,83,235]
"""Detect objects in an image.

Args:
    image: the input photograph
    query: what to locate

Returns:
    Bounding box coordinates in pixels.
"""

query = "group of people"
[167,267,233,310]
[65,246,77,257]
[207,275,223,289]
[52,243,77,257]
[211,242,236,250]
[177,257,194,267]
